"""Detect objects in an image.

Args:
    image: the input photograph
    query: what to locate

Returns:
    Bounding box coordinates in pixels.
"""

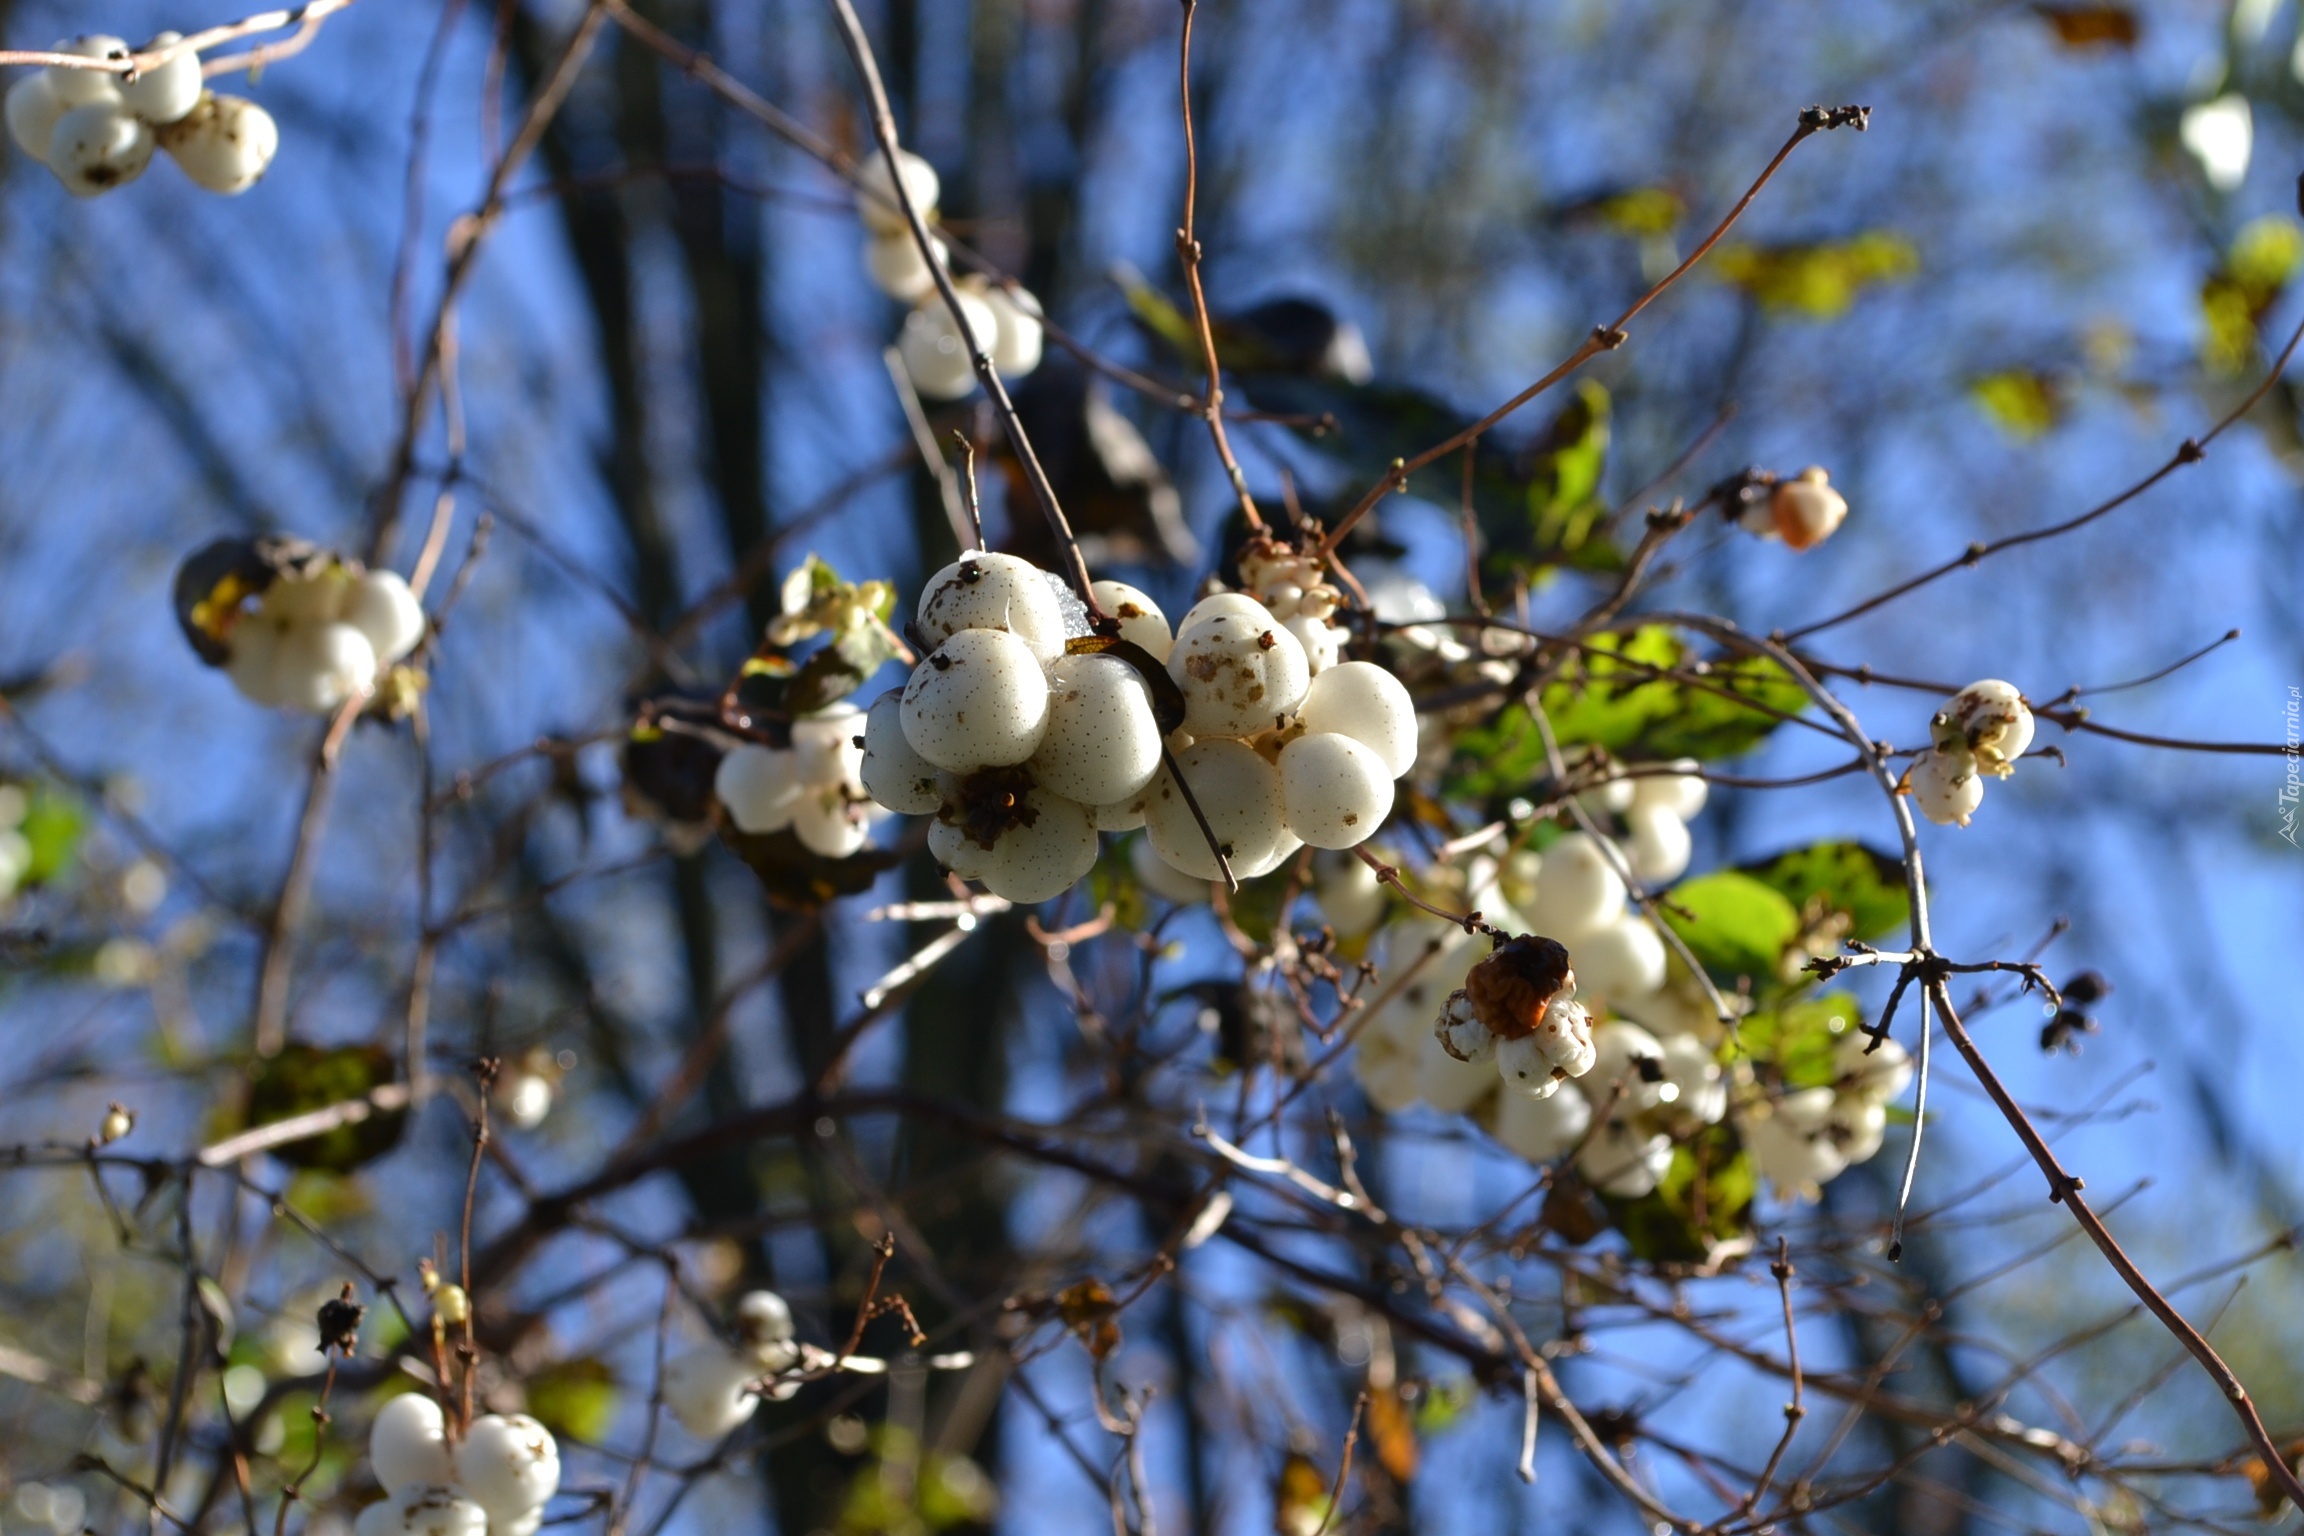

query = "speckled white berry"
[900,627,1051,771]
[860,688,943,815]
[453,1414,559,1525]
[980,788,1098,904]
[916,551,1068,662]
[1278,731,1392,849]
[1090,580,1171,662]
[1167,603,1309,738]
[1295,662,1417,778]
[1028,652,1163,807]
[1141,737,1289,881]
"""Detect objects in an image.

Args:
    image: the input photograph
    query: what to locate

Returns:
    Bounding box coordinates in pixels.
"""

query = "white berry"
[1910,746,1983,827]
[48,101,151,196]
[901,627,1051,771]
[357,1487,487,1536]
[1654,1033,1727,1131]
[789,702,866,788]
[1167,603,1309,738]
[927,813,994,880]
[340,569,426,666]
[1622,802,1691,885]
[661,1344,760,1440]
[735,1289,797,1369]
[854,146,939,236]
[1936,678,2033,776]
[791,784,875,858]
[1743,1086,1846,1195]
[156,92,277,194]
[1571,915,1667,1002]
[1495,998,1597,1099]
[1522,831,1627,940]
[967,277,1044,377]
[453,1414,559,1525]
[7,71,68,160]
[1835,1031,1912,1103]
[1577,1118,1674,1199]
[899,287,998,401]
[864,228,946,300]
[47,37,130,106]
[916,551,1068,662]
[1277,731,1392,849]
[1129,831,1209,903]
[368,1392,452,1495]
[715,744,803,833]
[860,688,943,815]
[1487,1075,1592,1162]
[1142,737,1288,881]
[277,621,377,713]
[1295,661,1417,778]
[980,787,1098,904]
[1283,613,1340,675]
[1627,760,1706,820]
[119,33,201,126]
[1030,652,1163,807]
[1090,580,1171,662]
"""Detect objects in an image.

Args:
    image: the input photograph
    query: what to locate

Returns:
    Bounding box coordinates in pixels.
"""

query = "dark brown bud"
[1463,934,1573,1040]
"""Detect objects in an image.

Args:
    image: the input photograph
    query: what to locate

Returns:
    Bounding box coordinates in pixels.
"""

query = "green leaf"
[1492,381,1612,579]
[1969,371,2063,440]
[1660,870,1801,987]
[242,1044,406,1173]
[526,1358,619,1443]
[1605,1123,1756,1264]
[1712,231,1918,319]
[1741,841,1911,945]
[1737,991,1864,1090]
[19,785,85,886]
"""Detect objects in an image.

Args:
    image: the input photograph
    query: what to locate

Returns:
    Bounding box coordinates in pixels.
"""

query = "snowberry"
[1142,736,1289,881]
[498,1069,552,1129]
[355,1487,488,1536]
[980,786,1098,903]
[1487,1075,1592,1162]
[1570,915,1667,1002]
[1029,652,1163,806]
[6,72,68,160]
[791,784,876,859]
[1277,731,1392,849]
[1313,851,1387,938]
[734,1289,797,1370]
[1092,793,1147,831]
[1742,1087,1846,1196]
[1830,1094,1888,1165]
[118,33,201,126]
[48,101,152,196]
[790,702,866,788]
[1578,1118,1674,1199]
[1521,831,1627,940]
[1283,613,1341,675]
[224,617,293,708]
[899,287,998,401]
[1495,998,1597,1100]
[860,688,943,815]
[1294,661,1417,779]
[1835,1030,1912,1103]
[1627,760,1706,820]
[1935,678,2033,777]
[276,621,377,713]
[48,37,131,106]
[864,228,946,301]
[453,1414,559,1526]
[1584,1020,1668,1115]
[1130,830,1209,903]
[916,551,1068,662]
[340,569,426,667]
[1090,580,1171,661]
[1168,602,1310,738]
[662,1344,760,1439]
[1177,592,1271,631]
[1354,1033,1422,1113]
[1622,802,1691,886]
[854,146,939,236]
[715,744,803,834]
[156,93,277,195]
[1909,746,1982,827]
[369,1393,453,1494]
[966,277,1044,377]
[1435,988,1497,1065]
[1769,466,1848,550]
[901,626,1051,771]
[1654,1032,1728,1132]
[927,813,994,881]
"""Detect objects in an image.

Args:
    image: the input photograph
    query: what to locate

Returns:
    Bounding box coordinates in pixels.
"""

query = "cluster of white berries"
[1735,466,1849,551]
[223,563,427,714]
[1570,757,1707,886]
[7,35,278,197]
[855,148,1044,400]
[1907,679,2033,828]
[1736,1029,1911,1199]
[1233,537,1348,675]
[659,1289,800,1439]
[715,703,887,858]
[360,1397,559,1536]
[859,550,1416,903]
